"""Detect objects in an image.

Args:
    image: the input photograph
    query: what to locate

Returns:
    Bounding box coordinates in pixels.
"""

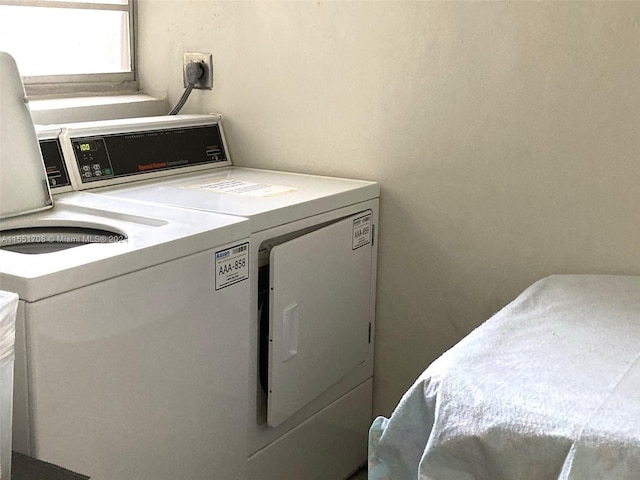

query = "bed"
[368,275,640,480]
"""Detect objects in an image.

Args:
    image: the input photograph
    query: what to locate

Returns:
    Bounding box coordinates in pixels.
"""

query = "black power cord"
[168,61,205,115]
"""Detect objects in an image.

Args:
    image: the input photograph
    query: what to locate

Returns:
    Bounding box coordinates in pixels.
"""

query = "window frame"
[0,0,137,96]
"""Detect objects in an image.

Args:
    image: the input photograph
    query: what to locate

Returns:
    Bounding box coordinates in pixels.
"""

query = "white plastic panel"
[22,249,250,480]
[94,166,379,234]
[0,52,52,219]
[249,379,373,480]
[0,290,18,480]
[267,212,373,427]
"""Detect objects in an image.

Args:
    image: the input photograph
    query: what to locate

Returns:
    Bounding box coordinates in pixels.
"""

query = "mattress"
[369,275,640,480]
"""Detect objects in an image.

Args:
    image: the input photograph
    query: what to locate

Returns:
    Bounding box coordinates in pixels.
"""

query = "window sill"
[29,93,170,126]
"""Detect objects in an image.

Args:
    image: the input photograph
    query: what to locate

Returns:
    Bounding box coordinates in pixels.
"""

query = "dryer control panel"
[59,114,232,190]
[71,123,226,183]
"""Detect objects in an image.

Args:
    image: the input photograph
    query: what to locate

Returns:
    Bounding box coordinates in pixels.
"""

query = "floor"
[348,467,367,480]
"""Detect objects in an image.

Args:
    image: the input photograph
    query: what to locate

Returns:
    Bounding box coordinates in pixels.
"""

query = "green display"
[78,141,97,152]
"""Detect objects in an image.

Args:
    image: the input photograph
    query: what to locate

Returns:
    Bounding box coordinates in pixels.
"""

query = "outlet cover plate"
[183,52,213,90]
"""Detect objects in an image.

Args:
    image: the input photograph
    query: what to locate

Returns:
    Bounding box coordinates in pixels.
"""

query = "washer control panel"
[38,136,72,189]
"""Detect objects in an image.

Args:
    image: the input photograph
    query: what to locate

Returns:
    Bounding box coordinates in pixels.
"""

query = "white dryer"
[1,126,252,480]
[58,114,379,480]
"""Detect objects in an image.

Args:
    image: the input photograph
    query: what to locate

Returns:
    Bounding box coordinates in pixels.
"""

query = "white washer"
[1,127,252,480]
[59,114,379,480]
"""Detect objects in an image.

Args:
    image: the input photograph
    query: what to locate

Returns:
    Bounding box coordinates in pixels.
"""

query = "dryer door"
[267,211,373,427]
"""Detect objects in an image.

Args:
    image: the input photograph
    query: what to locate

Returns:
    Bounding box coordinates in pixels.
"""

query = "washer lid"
[0,52,53,220]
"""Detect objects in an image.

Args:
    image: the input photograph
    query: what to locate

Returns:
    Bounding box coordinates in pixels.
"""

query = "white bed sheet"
[369,275,640,480]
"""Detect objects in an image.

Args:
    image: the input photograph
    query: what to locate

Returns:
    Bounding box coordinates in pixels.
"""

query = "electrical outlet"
[183,52,213,90]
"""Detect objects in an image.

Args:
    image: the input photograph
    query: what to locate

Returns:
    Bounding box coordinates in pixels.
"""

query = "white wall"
[137,0,640,416]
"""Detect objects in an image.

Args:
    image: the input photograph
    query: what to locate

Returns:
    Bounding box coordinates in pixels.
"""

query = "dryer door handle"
[282,303,299,362]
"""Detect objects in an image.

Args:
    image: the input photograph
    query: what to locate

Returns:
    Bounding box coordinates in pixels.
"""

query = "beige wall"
[137,0,640,416]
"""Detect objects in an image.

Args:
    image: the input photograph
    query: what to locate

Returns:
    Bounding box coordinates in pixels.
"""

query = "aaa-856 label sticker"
[352,213,372,250]
[215,243,249,290]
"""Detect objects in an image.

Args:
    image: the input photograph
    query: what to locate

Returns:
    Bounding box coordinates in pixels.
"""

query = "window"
[0,0,136,94]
